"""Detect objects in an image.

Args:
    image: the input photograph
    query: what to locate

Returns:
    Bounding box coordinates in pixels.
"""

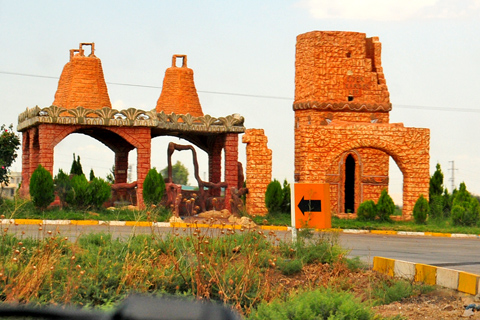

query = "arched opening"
[54,134,115,180]
[344,154,355,213]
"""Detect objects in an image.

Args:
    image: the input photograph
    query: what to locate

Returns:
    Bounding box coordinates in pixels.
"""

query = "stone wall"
[294,31,389,106]
[242,129,272,216]
[293,31,430,219]
[295,120,430,218]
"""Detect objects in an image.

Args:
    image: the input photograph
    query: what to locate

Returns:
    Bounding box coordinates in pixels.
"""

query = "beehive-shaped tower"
[53,43,111,110]
[156,55,204,117]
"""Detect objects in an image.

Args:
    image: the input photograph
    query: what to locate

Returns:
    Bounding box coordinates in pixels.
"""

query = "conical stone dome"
[156,55,203,117]
[53,43,111,110]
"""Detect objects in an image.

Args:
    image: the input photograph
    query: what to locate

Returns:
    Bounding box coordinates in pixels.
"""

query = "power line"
[2,70,480,111]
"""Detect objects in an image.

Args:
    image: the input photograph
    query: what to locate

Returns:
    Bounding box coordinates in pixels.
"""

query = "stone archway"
[297,121,430,219]
[20,123,152,207]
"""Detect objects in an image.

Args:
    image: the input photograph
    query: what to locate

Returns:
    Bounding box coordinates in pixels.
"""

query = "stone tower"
[156,55,204,117]
[53,43,111,110]
[294,31,392,214]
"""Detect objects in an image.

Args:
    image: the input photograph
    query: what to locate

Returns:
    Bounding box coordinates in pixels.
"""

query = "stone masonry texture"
[53,43,111,110]
[294,31,430,219]
[20,47,240,211]
[242,129,272,216]
[156,55,204,117]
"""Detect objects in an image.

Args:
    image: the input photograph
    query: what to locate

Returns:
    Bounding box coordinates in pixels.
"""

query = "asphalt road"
[3,223,479,274]
[339,233,480,274]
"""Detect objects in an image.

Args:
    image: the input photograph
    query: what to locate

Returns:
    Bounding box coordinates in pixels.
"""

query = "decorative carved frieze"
[17,105,245,133]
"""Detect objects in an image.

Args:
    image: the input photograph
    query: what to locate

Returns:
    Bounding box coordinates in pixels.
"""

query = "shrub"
[429,194,444,219]
[143,168,166,206]
[265,179,283,214]
[54,169,72,208]
[86,177,111,208]
[29,165,55,210]
[65,174,89,208]
[277,258,303,275]
[356,200,377,221]
[451,182,480,226]
[413,195,429,224]
[250,288,373,320]
[281,179,291,213]
[376,189,395,222]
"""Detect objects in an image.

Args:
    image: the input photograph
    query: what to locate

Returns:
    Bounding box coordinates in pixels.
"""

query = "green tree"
[143,168,166,206]
[281,179,291,213]
[429,163,445,218]
[429,163,444,200]
[413,195,430,224]
[29,165,55,210]
[86,177,111,208]
[356,200,377,221]
[65,174,89,208]
[161,161,189,185]
[0,124,20,187]
[376,189,395,222]
[451,182,480,226]
[54,169,72,208]
[265,179,283,214]
[89,168,95,181]
[70,153,84,176]
[106,165,115,184]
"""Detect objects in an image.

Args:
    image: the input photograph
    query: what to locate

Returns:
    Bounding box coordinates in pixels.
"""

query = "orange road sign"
[293,183,331,229]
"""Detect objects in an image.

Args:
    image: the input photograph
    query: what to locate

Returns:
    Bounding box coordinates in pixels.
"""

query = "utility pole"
[448,161,457,192]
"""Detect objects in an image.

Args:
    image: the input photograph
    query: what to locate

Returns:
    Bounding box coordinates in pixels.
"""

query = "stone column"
[208,135,224,197]
[224,133,238,212]
[20,131,31,197]
[135,128,152,209]
[114,149,129,184]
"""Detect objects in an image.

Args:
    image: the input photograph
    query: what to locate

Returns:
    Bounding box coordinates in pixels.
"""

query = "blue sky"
[1,0,479,203]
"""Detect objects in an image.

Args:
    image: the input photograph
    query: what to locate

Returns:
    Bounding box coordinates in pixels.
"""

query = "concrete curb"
[2,219,480,239]
[373,256,480,295]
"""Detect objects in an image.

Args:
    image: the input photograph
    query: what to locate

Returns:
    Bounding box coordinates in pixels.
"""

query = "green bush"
[29,164,55,210]
[451,182,480,226]
[143,168,166,206]
[281,179,291,213]
[429,194,444,219]
[86,177,111,208]
[356,200,377,221]
[413,195,429,224]
[376,189,395,222]
[265,179,283,214]
[66,174,89,208]
[249,288,373,320]
[277,258,303,275]
[54,169,72,208]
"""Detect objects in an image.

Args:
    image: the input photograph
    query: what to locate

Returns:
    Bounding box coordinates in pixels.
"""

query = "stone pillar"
[28,127,40,183]
[242,129,272,216]
[38,125,55,175]
[20,131,31,197]
[135,128,152,209]
[114,149,129,183]
[224,134,238,212]
[208,135,223,197]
